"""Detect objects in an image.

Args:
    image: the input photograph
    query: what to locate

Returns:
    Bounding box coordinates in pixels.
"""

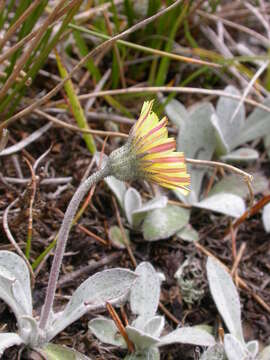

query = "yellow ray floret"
[130,101,190,194]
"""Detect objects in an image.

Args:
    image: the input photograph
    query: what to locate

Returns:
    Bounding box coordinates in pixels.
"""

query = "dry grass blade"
[0,128,9,151]
[0,0,40,50]
[3,198,35,285]
[85,69,111,111]
[3,84,270,132]
[0,0,192,130]
[230,61,269,122]
[197,9,270,47]
[0,123,51,156]
[69,24,221,68]
[186,158,254,207]
[0,0,69,101]
[231,243,246,277]
[34,109,128,138]
[74,86,270,113]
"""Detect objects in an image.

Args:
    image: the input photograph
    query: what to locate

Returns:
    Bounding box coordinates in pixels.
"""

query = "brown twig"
[112,197,137,268]
[53,208,108,246]
[106,302,135,353]
[231,242,246,277]
[158,302,180,325]
[230,222,237,261]
[203,167,218,198]
[120,306,129,327]
[73,136,108,225]
[230,194,270,233]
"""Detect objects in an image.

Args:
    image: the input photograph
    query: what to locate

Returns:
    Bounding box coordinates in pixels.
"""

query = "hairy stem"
[39,165,110,330]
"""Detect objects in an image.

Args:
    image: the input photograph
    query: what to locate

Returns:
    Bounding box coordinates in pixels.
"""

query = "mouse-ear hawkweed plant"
[39,100,190,333]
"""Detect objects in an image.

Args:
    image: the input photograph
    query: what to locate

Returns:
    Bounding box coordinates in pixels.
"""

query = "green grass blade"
[32,238,57,270]
[155,1,189,86]
[72,24,132,117]
[72,26,101,81]
[124,0,135,27]
[55,50,96,154]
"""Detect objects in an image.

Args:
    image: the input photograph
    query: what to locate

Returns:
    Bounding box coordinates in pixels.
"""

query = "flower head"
[108,100,190,195]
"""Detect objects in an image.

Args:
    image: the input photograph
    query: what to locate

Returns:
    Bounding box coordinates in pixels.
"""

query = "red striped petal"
[156,174,190,183]
[150,167,186,173]
[135,102,153,131]
[149,155,184,163]
[147,140,176,153]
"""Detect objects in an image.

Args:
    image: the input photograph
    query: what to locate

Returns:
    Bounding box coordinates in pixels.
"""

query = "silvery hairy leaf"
[125,326,161,350]
[42,343,92,360]
[109,225,130,249]
[105,175,127,208]
[48,269,137,341]
[142,205,190,241]
[132,196,167,228]
[207,257,244,343]
[231,98,270,149]
[221,148,259,163]
[159,327,215,347]
[262,203,270,233]
[0,333,24,357]
[211,85,245,155]
[0,251,32,322]
[88,317,125,347]
[246,340,259,357]
[199,344,226,360]
[124,347,160,360]
[264,134,270,159]
[177,224,199,242]
[224,334,248,360]
[130,262,160,319]
[124,188,142,225]
[143,316,165,338]
[132,315,165,339]
[165,98,188,129]
[259,345,270,360]
[195,193,245,218]
[177,102,215,201]
[209,173,268,199]
[19,315,40,347]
